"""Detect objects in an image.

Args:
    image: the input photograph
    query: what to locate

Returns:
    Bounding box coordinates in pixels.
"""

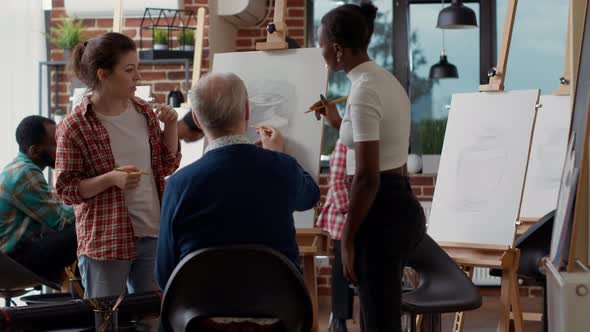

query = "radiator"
[419,201,501,287]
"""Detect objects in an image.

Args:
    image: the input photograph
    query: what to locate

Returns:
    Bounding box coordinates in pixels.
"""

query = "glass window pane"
[496,0,568,94]
[409,3,480,157]
[312,0,394,159]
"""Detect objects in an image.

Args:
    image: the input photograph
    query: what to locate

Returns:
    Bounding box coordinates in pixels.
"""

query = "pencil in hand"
[114,167,150,176]
[250,125,273,135]
[304,96,348,114]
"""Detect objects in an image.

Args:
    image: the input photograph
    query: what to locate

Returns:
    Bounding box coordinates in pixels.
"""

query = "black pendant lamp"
[436,0,478,30]
[429,49,458,79]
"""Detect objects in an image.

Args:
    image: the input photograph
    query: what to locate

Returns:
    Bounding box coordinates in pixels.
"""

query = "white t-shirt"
[95,102,161,237]
[339,61,411,175]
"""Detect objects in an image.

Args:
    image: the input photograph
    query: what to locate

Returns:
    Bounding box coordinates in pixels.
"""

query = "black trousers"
[354,174,426,332]
[8,226,77,282]
[331,240,354,320]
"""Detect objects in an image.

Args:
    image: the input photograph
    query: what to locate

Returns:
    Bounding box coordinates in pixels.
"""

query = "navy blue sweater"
[155,144,320,289]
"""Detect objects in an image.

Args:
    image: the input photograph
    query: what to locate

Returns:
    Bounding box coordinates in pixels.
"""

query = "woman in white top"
[313,3,426,331]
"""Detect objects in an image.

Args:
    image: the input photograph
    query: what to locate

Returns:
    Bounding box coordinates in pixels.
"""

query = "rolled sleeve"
[160,133,182,176]
[55,121,87,205]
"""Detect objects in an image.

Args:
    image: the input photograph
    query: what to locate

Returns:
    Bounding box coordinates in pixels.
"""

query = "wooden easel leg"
[497,268,512,332]
[303,255,319,332]
[509,268,524,332]
[453,265,474,332]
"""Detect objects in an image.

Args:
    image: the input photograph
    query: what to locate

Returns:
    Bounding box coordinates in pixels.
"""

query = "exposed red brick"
[236,39,253,47]
[288,9,305,17]
[53,0,64,8]
[412,187,423,196]
[96,19,112,28]
[139,72,167,81]
[286,19,304,27]
[50,9,66,19]
[423,187,434,197]
[80,19,96,28]
[165,71,188,80]
[125,18,144,27]
[238,30,262,37]
[410,175,435,186]
[318,287,332,296]
[154,83,180,92]
[287,29,305,37]
[319,267,332,276]
[287,0,305,7]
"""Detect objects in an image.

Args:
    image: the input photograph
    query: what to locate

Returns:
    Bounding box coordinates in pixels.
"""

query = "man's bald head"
[190,73,248,133]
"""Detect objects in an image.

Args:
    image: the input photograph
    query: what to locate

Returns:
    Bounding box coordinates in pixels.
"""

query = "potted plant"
[153,29,168,50]
[53,108,67,123]
[47,17,86,62]
[419,118,447,174]
[178,29,195,51]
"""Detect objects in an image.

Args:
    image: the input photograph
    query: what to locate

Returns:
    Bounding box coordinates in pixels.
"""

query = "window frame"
[306,0,497,90]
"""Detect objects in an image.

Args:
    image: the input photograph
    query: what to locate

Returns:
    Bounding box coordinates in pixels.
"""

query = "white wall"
[0,1,47,167]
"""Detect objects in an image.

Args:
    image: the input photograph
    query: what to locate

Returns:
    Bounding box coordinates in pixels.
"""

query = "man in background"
[0,115,76,282]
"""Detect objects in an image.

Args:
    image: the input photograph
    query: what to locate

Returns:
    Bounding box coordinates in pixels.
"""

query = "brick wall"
[48,0,306,115]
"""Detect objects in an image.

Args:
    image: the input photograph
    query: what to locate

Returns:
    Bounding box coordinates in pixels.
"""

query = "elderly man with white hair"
[155,73,320,289]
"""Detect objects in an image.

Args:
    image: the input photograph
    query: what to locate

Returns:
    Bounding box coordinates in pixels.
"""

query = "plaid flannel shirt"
[316,141,349,240]
[0,153,74,253]
[55,95,181,260]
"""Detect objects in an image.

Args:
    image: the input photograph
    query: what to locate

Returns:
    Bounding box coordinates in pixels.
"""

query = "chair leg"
[328,312,333,332]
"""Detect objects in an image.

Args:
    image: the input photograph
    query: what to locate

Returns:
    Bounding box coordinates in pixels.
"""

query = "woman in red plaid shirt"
[55,33,181,298]
[317,140,353,332]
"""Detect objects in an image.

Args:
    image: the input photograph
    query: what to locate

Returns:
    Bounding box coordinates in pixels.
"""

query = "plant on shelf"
[419,118,447,155]
[47,17,87,62]
[153,29,169,50]
[178,29,195,51]
[418,118,447,174]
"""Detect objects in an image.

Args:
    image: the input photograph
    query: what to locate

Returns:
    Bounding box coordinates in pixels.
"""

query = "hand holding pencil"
[255,125,284,153]
[111,166,143,191]
[308,94,346,129]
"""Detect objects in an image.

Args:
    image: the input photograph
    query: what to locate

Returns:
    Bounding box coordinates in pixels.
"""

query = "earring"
[336,51,343,63]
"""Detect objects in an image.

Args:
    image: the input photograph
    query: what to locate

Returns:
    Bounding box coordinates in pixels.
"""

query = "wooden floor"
[317,294,543,332]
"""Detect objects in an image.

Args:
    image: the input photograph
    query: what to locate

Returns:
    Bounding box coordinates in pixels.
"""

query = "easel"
[516,12,572,237]
[565,0,590,273]
[449,1,524,331]
[254,2,327,332]
[113,0,123,33]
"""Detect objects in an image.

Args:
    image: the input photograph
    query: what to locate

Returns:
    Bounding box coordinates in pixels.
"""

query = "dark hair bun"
[359,2,378,25]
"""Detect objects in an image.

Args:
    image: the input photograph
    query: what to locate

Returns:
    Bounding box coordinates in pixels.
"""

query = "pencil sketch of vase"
[532,127,568,188]
[448,129,507,212]
[246,80,295,142]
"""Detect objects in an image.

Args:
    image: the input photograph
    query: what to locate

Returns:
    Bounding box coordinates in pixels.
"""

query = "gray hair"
[190,73,248,131]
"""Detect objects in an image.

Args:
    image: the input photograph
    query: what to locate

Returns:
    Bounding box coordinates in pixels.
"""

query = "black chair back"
[161,245,313,332]
[0,251,60,293]
[402,234,482,313]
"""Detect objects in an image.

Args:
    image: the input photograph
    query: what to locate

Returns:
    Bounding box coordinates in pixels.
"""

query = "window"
[409,2,480,155]
[497,0,568,94]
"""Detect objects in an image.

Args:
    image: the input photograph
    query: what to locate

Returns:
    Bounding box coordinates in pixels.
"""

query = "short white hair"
[190,72,248,131]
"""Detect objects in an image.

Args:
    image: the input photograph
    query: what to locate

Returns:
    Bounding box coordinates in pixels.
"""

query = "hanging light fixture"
[429,48,458,79]
[436,0,478,30]
[430,0,458,80]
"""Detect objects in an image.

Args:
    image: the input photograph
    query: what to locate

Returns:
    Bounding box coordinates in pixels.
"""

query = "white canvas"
[212,48,328,228]
[174,107,204,170]
[520,95,572,220]
[428,90,540,246]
